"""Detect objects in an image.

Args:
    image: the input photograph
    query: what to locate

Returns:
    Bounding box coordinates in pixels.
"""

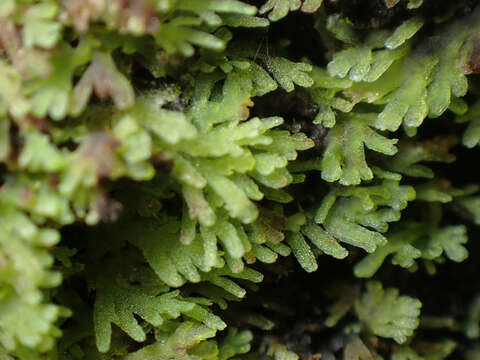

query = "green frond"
[354,281,422,344]
[321,113,398,185]
[121,321,217,360]
[355,222,468,277]
[325,281,421,344]
[286,177,415,272]
[2,1,480,359]
[0,207,66,353]
[92,257,225,353]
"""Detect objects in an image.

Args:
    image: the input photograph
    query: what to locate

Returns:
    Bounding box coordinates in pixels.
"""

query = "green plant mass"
[3,0,480,358]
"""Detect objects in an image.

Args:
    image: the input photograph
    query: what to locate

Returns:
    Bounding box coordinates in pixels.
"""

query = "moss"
[1,1,480,359]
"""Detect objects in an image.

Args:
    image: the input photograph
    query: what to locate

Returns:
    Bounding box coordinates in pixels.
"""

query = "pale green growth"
[122,322,217,360]
[324,282,421,345]
[24,41,91,120]
[260,0,323,21]
[92,256,226,353]
[287,232,318,272]
[23,3,62,49]
[302,219,349,259]
[295,113,398,185]
[316,179,413,250]
[264,57,314,92]
[195,30,315,94]
[217,329,253,360]
[326,16,422,81]
[0,60,30,119]
[354,166,474,278]
[200,266,264,299]
[119,321,252,360]
[149,0,259,56]
[129,92,197,144]
[326,14,360,45]
[354,222,468,277]
[322,8,480,137]
[0,0,479,358]
[282,174,415,272]
[355,281,421,344]
[327,31,413,82]
[310,67,354,127]
[375,55,437,134]
[384,17,424,49]
[266,342,300,360]
[154,17,225,57]
[320,113,398,185]
[175,0,258,26]
[222,13,270,28]
[128,205,288,281]
[0,207,66,352]
[107,72,313,228]
[128,219,221,286]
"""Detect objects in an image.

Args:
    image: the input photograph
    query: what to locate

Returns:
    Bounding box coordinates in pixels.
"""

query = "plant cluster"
[1,0,480,359]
